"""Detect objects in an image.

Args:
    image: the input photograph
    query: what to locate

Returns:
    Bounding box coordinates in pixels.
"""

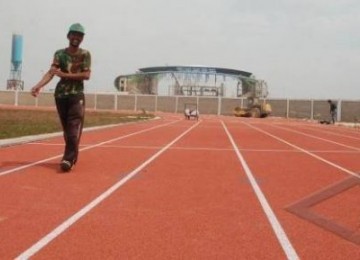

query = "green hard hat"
[68,23,85,34]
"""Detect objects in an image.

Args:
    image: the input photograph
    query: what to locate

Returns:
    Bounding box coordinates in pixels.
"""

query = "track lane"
[1,116,359,259]
[0,118,179,177]
[222,121,299,260]
[249,122,360,176]
[0,118,192,259]
[271,124,360,150]
[30,119,290,259]
[302,123,360,138]
[226,119,359,259]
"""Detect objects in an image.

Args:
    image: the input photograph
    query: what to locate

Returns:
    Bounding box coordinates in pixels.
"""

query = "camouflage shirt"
[52,48,91,98]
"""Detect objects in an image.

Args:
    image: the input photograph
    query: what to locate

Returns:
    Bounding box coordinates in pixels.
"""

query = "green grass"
[0,107,154,139]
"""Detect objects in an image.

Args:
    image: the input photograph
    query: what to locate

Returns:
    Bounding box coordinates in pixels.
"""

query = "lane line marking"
[286,176,360,245]
[15,121,200,259]
[25,142,360,154]
[271,124,360,151]
[0,120,179,177]
[243,122,360,179]
[222,121,299,260]
[293,125,360,141]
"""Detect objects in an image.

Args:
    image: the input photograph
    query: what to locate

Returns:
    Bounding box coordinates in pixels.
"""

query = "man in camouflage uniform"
[31,23,91,172]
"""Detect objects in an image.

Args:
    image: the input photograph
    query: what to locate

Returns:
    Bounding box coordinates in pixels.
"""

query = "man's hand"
[50,67,64,78]
[31,86,42,97]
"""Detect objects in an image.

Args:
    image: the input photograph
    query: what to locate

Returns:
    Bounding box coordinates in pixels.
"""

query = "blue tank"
[11,34,23,70]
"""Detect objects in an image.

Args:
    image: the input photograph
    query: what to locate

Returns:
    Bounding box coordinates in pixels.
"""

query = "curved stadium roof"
[138,65,253,78]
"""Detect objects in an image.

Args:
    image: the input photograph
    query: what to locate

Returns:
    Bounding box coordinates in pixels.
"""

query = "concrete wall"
[1,90,358,123]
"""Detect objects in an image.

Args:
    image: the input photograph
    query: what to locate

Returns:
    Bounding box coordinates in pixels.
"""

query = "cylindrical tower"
[7,34,24,90]
[11,34,23,71]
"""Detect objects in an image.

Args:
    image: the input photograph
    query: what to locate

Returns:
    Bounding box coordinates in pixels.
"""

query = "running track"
[0,114,359,259]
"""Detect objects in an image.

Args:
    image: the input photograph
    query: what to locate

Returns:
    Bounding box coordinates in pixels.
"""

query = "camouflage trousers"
[55,93,85,164]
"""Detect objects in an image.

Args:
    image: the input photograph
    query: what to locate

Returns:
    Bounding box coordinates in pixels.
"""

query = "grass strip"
[0,107,154,139]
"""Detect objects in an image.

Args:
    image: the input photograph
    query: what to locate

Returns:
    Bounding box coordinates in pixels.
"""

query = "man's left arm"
[51,69,90,80]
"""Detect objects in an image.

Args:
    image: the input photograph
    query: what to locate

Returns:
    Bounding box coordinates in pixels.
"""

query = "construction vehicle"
[233,79,272,118]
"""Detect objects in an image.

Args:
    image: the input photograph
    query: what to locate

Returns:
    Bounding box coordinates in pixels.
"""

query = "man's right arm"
[30,68,55,97]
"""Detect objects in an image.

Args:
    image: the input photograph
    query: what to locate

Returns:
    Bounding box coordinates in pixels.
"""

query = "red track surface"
[0,114,359,259]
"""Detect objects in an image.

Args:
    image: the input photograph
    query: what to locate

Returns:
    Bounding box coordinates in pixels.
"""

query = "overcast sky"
[1,0,359,99]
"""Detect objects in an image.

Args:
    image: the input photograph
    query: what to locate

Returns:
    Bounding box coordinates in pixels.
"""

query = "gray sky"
[1,0,359,99]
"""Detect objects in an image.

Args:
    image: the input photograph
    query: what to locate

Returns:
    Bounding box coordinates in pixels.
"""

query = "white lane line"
[244,122,360,179]
[271,124,360,151]
[222,121,299,260]
[0,120,179,177]
[15,121,200,259]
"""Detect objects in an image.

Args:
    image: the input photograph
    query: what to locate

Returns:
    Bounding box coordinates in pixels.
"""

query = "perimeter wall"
[1,90,359,123]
